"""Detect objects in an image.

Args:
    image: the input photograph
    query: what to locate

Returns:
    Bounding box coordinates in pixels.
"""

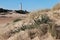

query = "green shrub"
[40,14,51,23]
[34,14,51,25]
[20,25,35,30]
[13,19,21,22]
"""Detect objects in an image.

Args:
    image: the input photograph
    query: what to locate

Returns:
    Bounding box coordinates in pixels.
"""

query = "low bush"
[15,10,29,14]
[13,19,21,22]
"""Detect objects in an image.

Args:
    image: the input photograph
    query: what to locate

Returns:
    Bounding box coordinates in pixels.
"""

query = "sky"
[0,0,60,11]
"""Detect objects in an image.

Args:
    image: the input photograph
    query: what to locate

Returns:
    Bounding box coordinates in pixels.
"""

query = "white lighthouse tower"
[20,2,22,10]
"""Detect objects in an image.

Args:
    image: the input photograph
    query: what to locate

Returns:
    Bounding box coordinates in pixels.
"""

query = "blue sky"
[0,0,60,11]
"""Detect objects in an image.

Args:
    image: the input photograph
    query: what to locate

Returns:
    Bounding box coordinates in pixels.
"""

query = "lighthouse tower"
[20,2,22,10]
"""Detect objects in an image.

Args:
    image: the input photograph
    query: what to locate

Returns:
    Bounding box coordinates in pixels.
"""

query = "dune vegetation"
[0,3,60,40]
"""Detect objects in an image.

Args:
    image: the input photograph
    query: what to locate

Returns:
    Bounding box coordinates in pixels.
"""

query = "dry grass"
[0,3,60,40]
[52,3,60,10]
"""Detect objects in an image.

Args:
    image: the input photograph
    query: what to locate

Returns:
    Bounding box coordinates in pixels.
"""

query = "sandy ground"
[0,13,27,23]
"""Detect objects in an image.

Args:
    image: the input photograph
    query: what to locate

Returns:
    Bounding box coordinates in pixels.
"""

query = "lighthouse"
[20,2,22,10]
